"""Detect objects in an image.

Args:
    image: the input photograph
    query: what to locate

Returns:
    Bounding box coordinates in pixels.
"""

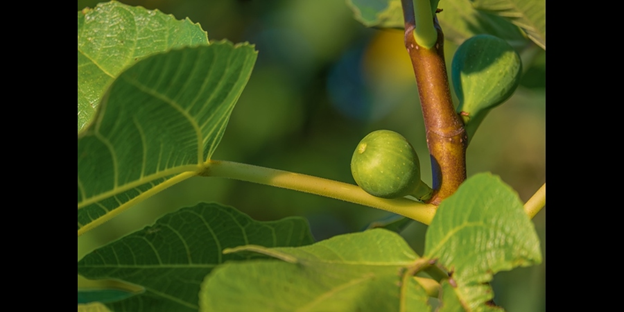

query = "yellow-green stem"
[525,183,545,219]
[412,0,437,49]
[202,160,437,225]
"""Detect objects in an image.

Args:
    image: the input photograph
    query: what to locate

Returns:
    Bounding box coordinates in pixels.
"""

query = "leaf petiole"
[524,183,546,218]
[201,160,437,225]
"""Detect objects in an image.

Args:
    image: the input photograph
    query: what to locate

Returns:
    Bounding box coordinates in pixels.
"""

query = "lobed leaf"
[77,41,257,235]
[78,1,209,132]
[78,203,314,312]
[471,0,546,49]
[200,229,431,311]
[424,173,542,311]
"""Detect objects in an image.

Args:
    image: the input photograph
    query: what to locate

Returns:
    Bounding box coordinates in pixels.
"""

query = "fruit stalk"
[402,2,467,205]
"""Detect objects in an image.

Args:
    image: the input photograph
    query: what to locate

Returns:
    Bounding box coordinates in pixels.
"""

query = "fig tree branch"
[401,0,467,205]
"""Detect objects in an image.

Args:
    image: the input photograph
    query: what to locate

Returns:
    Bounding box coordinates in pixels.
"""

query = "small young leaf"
[424,173,542,311]
[77,41,257,235]
[200,229,431,312]
[78,203,314,312]
[78,1,209,132]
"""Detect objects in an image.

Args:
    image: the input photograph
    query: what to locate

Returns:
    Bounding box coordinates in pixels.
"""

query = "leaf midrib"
[78,164,201,209]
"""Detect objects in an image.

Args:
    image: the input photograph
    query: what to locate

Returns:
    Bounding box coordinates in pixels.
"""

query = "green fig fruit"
[451,35,522,142]
[350,130,432,201]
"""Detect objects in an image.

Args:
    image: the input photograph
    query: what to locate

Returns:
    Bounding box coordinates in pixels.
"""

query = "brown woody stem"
[402,2,467,205]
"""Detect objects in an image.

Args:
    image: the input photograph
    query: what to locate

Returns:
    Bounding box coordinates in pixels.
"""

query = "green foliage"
[425,173,542,310]
[78,203,314,311]
[345,0,532,47]
[78,303,111,312]
[78,1,544,311]
[347,0,439,27]
[346,0,405,28]
[471,0,546,49]
[197,174,539,311]
[78,1,209,131]
[77,1,257,235]
[200,229,429,312]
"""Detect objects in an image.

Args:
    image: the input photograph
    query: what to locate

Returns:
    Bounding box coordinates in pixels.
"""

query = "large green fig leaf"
[78,1,209,132]
[424,173,542,311]
[451,34,522,142]
[78,203,314,312]
[471,0,546,49]
[77,40,257,235]
[200,229,431,311]
[345,0,527,47]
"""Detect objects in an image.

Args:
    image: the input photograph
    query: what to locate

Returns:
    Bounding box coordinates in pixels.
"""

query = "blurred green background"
[78,0,545,311]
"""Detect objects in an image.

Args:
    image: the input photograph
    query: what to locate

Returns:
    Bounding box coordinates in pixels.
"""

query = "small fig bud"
[350,130,432,200]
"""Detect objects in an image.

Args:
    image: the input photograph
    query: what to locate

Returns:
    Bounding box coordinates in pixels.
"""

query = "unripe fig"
[451,35,522,142]
[350,130,432,201]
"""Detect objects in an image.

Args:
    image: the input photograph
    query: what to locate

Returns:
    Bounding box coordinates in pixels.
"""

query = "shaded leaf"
[78,303,112,312]
[78,289,137,304]
[78,203,314,312]
[78,1,209,132]
[364,214,412,233]
[200,229,431,311]
[345,0,528,48]
[77,41,257,234]
[346,0,439,28]
[424,173,542,311]
[471,0,546,49]
[437,0,528,47]
[346,0,404,28]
